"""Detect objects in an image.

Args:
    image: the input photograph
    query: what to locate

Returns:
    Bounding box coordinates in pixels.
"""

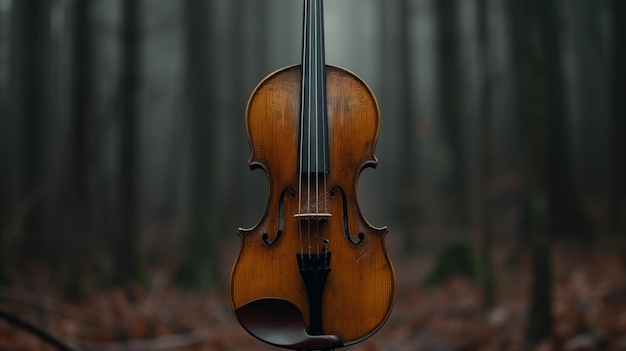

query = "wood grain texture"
[230,65,395,346]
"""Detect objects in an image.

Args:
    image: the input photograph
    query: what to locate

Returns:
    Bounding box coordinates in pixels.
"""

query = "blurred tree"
[175,0,221,289]
[0,0,11,284]
[226,0,271,232]
[224,0,249,230]
[378,0,403,245]
[65,0,94,297]
[14,0,51,260]
[435,0,468,233]
[609,0,626,238]
[70,0,92,233]
[515,0,554,343]
[541,0,589,239]
[117,0,141,282]
[397,0,419,253]
[571,1,609,202]
[476,0,495,309]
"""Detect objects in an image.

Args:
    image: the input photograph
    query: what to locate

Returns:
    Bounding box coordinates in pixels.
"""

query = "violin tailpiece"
[297,252,331,336]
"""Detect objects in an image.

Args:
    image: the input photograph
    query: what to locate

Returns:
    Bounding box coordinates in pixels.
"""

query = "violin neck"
[299,0,329,174]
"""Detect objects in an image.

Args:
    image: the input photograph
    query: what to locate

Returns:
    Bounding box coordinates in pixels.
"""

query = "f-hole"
[330,186,365,246]
[263,187,295,247]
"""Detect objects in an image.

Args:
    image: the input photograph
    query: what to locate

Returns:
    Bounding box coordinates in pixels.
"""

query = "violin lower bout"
[230,222,395,347]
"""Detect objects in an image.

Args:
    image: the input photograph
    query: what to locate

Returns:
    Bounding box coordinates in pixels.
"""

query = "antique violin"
[229,1,395,350]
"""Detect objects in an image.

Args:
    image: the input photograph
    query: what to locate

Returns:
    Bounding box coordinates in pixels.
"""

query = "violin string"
[320,0,328,221]
[307,0,313,257]
[314,0,320,256]
[298,0,309,255]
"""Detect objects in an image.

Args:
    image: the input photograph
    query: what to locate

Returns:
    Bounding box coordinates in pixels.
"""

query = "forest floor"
[2,242,626,351]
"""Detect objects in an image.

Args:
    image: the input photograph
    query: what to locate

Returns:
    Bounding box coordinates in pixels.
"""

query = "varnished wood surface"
[230,65,395,346]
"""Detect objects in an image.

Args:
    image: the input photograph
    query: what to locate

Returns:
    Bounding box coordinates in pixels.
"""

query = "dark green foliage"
[174,247,222,290]
[423,243,486,287]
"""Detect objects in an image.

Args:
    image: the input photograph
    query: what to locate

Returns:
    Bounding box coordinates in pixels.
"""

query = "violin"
[229,1,395,350]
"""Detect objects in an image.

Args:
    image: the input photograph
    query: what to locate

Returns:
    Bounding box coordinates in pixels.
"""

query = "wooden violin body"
[230,2,395,350]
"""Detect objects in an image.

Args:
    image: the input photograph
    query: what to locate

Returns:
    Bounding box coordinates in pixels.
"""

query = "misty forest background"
[1,0,625,350]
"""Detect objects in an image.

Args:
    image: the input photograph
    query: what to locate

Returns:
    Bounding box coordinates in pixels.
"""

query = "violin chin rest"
[234,297,343,350]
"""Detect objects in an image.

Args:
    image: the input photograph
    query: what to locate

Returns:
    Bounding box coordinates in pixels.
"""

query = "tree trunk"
[176,0,221,289]
[541,0,589,238]
[118,0,140,282]
[0,2,7,286]
[224,0,248,234]
[435,0,468,232]
[65,0,94,297]
[70,0,92,227]
[397,0,419,253]
[15,0,51,260]
[609,0,626,237]
[517,0,554,343]
[378,0,404,245]
[476,0,495,309]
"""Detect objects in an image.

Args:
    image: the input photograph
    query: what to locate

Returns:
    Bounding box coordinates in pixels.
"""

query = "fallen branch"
[0,309,82,351]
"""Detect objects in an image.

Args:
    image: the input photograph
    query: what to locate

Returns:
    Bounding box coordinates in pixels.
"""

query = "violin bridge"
[294,213,332,220]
